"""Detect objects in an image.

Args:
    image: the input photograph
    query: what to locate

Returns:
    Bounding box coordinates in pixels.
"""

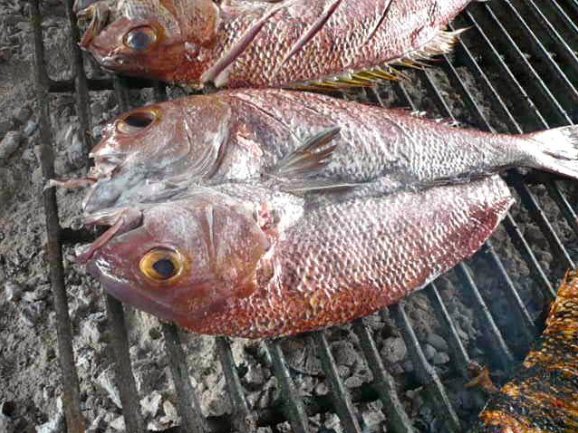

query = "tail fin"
[527,125,578,180]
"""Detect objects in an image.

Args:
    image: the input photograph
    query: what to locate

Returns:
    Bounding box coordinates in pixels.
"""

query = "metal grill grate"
[29,1,578,432]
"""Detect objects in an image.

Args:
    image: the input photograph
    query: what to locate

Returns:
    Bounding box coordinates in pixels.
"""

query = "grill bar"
[511,176,575,269]
[104,297,146,433]
[502,215,556,300]
[63,0,92,158]
[547,1,578,38]
[352,319,415,433]
[161,324,207,433]
[390,304,461,433]
[426,283,471,378]
[29,2,86,431]
[544,181,578,238]
[499,1,578,102]
[481,242,537,337]
[266,340,310,433]
[478,5,572,124]
[518,0,578,74]
[313,331,362,433]
[454,264,513,370]
[215,337,257,433]
[48,77,154,93]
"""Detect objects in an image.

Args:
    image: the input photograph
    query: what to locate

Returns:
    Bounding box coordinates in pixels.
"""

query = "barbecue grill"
[29,1,578,432]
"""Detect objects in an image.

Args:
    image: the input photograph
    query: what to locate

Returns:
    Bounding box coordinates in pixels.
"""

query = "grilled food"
[80,176,513,338]
[472,271,578,432]
[75,0,473,88]
[60,89,578,217]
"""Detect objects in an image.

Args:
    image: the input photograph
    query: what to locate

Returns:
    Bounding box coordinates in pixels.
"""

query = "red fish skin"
[81,0,473,87]
[87,176,513,338]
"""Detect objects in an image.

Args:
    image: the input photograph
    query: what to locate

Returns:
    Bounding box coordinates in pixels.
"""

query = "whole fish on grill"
[53,89,578,217]
[80,176,513,338]
[472,271,578,433]
[75,0,473,88]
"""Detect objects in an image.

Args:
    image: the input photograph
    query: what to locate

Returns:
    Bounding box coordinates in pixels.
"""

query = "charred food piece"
[473,271,578,432]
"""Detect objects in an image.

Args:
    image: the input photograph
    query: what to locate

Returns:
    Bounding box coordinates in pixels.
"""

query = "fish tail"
[525,125,578,180]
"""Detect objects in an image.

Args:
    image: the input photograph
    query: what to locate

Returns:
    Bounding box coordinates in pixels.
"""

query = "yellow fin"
[287,28,467,91]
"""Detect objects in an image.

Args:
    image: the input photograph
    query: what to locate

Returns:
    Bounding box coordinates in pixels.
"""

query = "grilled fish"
[61,89,578,217]
[472,271,578,432]
[76,0,473,88]
[81,176,513,338]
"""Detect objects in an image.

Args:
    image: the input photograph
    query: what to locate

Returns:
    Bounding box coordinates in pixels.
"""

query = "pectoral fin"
[269,127,360,193]
[273,127,341,177]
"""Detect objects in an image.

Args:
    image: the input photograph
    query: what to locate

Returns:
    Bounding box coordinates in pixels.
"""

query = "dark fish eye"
[117,110,157,134]
[152,259,176,279]
[124,26,157,51]
[140,248,183,282]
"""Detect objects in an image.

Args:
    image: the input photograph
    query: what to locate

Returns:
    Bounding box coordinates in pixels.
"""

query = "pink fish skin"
[76,0,472,88]
[85,176,512,338]
[79,89,578,215]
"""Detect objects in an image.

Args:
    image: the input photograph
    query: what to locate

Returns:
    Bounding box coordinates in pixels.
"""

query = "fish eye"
[117,110,157,134]
[140,248,183,282]
[124,26,157,51]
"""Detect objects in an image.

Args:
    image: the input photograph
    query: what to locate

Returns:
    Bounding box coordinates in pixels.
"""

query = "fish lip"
[76,207,144,264]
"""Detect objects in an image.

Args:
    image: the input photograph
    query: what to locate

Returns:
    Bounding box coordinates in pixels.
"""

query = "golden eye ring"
[124,25,158,51]
[116,109,157,134]
[140,248,183,282]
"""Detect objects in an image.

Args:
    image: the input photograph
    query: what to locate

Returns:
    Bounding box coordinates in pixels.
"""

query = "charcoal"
[426,334,449,352]
[380,337,407,364]
[4,281,22,302]
[0,131,21,163]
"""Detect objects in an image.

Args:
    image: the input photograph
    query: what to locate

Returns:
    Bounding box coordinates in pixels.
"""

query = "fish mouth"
[76,207,144,264]
[77,1,112,49]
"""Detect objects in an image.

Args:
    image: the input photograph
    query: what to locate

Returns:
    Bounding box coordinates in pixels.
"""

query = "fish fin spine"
[286,28,467,91]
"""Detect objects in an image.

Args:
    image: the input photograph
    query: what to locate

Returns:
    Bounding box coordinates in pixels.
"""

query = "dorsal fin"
[288,28,467,91]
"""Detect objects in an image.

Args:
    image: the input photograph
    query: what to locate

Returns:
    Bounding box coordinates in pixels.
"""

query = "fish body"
[473,271,578,432]
[85,176,513,338]
[81,89,578,216]
[77,0,472,88]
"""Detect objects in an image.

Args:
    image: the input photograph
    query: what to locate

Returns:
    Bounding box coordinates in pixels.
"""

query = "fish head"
[77,0,220,82]
[83,191,270,325]
[85,96,232,213]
